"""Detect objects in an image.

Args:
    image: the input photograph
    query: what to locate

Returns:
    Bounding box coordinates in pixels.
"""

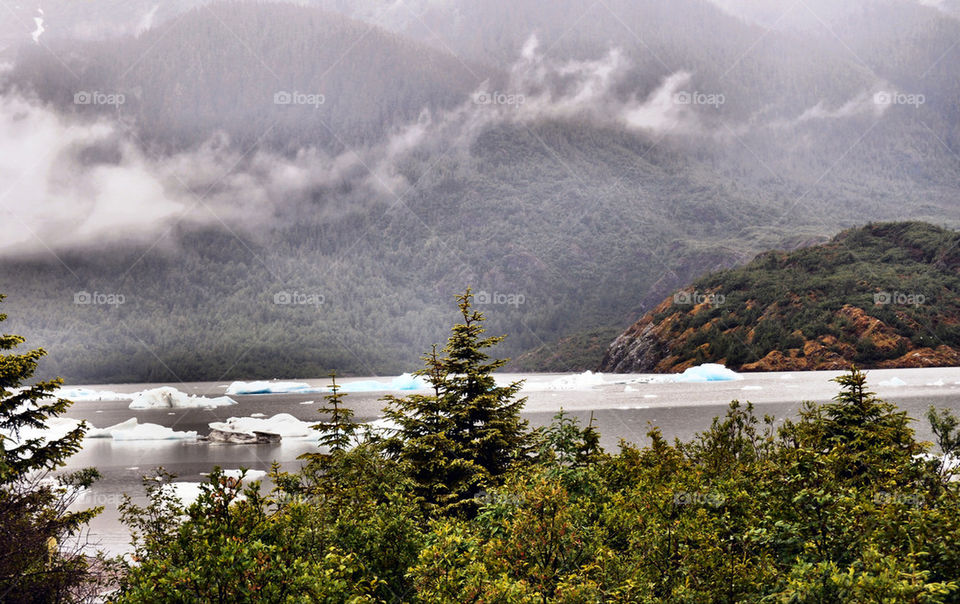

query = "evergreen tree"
[0,294,102,602]
[305,372,357,455]
[384,288,529,515]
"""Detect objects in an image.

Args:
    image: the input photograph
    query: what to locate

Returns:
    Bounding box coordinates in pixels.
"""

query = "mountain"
[6,3,484,152]
[601,222,960,373]
[0,1,959,382]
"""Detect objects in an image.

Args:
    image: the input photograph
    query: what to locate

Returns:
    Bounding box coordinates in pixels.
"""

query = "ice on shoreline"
[129,387,237,410]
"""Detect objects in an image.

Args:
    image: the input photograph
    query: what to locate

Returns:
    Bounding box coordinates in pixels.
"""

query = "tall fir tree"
[300,372,360,469]
[384,288,528,515]
[0,294,102,602]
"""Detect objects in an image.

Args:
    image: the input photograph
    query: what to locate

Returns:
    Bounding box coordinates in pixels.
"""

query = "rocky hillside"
[601,222,960,373]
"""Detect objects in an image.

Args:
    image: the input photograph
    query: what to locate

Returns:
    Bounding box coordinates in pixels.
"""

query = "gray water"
[57,367,960,555]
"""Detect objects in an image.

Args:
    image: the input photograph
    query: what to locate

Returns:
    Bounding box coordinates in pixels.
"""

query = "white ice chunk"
[129,387,237,409]
[210,413,318,440]
[109,421,197,441]
[673,364,743,383]
[879,377,908,387]
[927,379,946,387]
[225,381,312,395]
[742,385,762,391]
[56,387,130,402]
[525,371,609,391]
[624,385,637,392]
[338,373,430,392]
[86,418,139,438]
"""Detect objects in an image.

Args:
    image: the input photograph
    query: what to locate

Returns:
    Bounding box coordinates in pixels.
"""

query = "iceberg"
[209,413,318,441]
[225,381,312,395]
[225,374,430,395]
[86,418,139,438]
[879,377,907,387]
[109,421,197,441]
[525,371,609,391]
[56,387,130,402]
[926,379,946,387]
[87,418,197,441]
[674,364,743,383]
[338,373,430,393]
[128,387,237,410]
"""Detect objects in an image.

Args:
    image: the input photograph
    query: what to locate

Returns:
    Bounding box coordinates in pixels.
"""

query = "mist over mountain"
[0,0,958,382]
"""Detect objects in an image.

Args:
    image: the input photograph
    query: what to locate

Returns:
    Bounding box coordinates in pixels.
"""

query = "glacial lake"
[51,367,960,555]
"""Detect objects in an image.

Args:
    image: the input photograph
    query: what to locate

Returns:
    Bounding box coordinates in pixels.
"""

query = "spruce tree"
[384,288,528,515]
[313,372,357,453]
[0,294,102,601]
[300,372,359,464]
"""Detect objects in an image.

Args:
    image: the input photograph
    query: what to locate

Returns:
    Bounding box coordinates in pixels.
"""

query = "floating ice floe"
[339,373,430,392]
[742,385,763,391]
[661,363,743,383]
[89,418,197,441]
[524,371,610,391]
[624,385,637,393]
[206,414,399,445]
[879,377,908,387]
[926,379,946,387]
[56,387,131,402]
[676,364,743,382]
[226,381,312,395]
[643,394,658,398]
[225,373,430,395]
[129,387,237,410]
[209,413,318,441]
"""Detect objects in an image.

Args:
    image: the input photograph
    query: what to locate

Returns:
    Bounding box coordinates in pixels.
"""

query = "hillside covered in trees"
[602,222,960,373]
[0,1,959,381]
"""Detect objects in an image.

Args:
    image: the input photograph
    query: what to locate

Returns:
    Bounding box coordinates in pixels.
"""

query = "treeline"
[7,290,960,602]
